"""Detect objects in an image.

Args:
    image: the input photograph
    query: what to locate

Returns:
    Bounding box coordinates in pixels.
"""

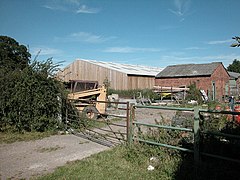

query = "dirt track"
[0,134,109,179]
[0,108,177,180]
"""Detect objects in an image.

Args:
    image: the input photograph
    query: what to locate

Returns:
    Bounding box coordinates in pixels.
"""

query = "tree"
[186,83,203,103]
[227,59,240,73]
[230,36,240,47]
[0,36,31,70]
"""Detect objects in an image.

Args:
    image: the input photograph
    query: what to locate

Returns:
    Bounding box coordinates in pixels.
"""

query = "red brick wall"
[210,65,230,100]
[155,64,229,101]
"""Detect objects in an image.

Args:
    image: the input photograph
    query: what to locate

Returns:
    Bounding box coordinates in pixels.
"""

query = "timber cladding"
[57,59,157,90]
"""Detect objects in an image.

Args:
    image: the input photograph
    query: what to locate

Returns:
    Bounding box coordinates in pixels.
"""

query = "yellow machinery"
[67,80,107,119]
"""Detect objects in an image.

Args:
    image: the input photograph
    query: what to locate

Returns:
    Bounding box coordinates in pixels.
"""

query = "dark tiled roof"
[156,62,223,78]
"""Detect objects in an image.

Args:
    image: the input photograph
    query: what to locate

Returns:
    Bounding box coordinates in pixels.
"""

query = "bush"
[186,83,203,104]
[0,59,67,132]
[108,88,160,100]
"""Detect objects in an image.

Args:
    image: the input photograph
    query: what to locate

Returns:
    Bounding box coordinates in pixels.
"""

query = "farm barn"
[155,62,230,101]
[57,59,163,90]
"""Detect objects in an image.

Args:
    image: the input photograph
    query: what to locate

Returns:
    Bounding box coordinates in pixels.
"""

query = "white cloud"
[184,46,205,50]
[159,54,240,67]
[104,47,162,53]
[42,4,67,11]
[169,0,192,22]
[76,5,100,14]
[43,0,100,14]
[71,32,104,43]
[55,32,115,43]
[207,39,233,45]
[31,47,63,56]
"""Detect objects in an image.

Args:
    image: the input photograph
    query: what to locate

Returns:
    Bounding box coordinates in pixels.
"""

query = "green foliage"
[0,36,67,132]
[108,88,160,100]
[0,36,30,70]
[227,59,240,73]
[230,36,240,47]
[38,145,180,180]
[0,59,66,132]
[0,131,56,144]
[103,77,110,90]
[185,83,203,103]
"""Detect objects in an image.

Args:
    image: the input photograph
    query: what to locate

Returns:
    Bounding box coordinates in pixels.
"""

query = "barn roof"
[156,62,223,78]
[78,59,163,76]
[228,71,240,79]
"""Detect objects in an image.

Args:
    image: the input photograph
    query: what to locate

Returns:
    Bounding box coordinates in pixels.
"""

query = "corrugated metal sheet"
[228,71,240,79]
[156,62,222,78]
[78,59,163,76]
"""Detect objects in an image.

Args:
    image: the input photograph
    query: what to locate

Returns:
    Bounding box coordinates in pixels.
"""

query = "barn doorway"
[212,81,216,101]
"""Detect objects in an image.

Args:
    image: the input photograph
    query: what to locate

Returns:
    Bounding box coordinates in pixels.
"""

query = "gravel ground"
[0,134,109,179]
[0,107,177,180]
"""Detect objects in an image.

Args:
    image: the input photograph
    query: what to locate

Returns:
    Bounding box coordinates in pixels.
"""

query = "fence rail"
[129,104,240,164]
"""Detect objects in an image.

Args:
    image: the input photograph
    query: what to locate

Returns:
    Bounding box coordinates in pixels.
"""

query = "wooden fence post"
[128,104,135,144]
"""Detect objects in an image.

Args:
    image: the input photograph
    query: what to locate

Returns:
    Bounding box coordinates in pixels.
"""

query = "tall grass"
[37,144,180,180]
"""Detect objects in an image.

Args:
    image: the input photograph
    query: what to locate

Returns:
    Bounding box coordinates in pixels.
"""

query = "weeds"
[0,131,56,144]
[37,144,180,180]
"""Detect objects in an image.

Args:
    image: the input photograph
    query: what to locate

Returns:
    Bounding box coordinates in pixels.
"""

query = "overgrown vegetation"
[108,88,160,100]
[108,83,204,104]
[0,36,67,133]
[0,131,55,144]
[227,59,240,73]
[185,83,203,104]
[37,137,240,180]
[37,144,181,180]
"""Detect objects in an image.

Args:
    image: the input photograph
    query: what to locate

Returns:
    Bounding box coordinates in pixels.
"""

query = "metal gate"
[65,100,130,147]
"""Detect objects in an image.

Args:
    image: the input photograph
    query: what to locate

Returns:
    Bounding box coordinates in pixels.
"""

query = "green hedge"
[0,59,67,132]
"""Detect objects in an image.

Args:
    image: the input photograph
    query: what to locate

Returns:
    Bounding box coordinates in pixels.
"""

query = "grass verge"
[36,142,240,180]
[0,131,57,144]
[36,144,180,180]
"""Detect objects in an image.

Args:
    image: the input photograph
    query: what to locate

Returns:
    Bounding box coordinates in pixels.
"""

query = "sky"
[1,0,240,69]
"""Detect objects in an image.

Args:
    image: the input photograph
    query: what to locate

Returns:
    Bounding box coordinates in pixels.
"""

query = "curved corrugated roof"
[78,59,163,76]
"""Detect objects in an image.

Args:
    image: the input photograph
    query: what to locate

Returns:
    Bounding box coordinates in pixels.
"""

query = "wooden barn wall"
[127,76,155,90]
[58,60,129,90]
[57,60,156,90]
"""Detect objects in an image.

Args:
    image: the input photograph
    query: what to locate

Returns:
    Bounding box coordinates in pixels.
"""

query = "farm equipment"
[66,80,107,119]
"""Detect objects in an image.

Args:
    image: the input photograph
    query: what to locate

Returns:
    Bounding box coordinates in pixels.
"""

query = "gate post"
[194,106,200,164]
[65,108,68,131]
[127,103,134,144]
[126,102,130,143]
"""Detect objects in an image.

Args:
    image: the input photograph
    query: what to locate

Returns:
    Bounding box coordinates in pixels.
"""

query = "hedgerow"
[0,36,69,132]
[0,58,68,132]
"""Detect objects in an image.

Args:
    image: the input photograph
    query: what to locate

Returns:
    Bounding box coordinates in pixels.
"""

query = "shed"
[155,62,230,101]
[57,59,163,90]
[228,71,240,97]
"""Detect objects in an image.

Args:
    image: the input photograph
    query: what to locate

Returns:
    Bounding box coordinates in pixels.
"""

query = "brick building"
[155,62,230,101]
